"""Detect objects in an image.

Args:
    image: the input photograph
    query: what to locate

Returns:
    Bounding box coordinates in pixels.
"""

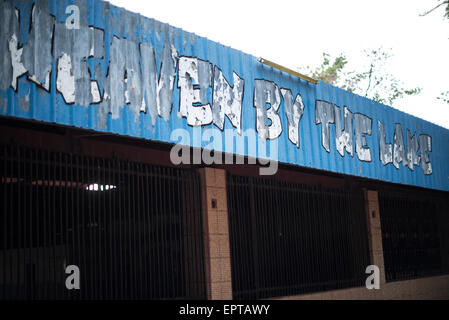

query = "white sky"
[108,0,449,129]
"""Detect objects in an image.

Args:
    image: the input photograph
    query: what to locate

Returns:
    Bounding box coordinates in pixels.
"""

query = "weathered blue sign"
[1,0,448,191]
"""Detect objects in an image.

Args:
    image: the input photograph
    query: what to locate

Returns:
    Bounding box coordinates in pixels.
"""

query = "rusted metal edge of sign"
[258,57,319,85]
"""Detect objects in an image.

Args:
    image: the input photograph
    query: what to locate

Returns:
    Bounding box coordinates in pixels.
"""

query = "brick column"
[364,190,387,285]
[198,168,233,300]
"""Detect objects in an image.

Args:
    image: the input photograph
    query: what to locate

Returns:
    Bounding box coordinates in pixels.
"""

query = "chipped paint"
[123,38,143,123]
[91,82,101,104]
[157,45,178,122]
[54,17,104,107]
[335,106,353,157]
[22,0,53,91]
[379,121,393,166]
[18,94,30,112]
[393,123,407,169]
[254,80,282,140]
[107,36,126,119]
[0,96,7,114]
[354,113,372,162]
[213,67,244,134]
[178,57,213,127]
[315,100,335,153]
[281,89,304,148]
[0,0,19,90]
[8,34,27,91]
[420,135,433,175]
[56,53,75,104]
[0,0,447,191]
[140,42,158,124]
[406,130,420,171]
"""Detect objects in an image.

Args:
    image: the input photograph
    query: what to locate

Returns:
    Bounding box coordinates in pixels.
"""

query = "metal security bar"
[0,143,206,300]
[379,190,449,282]
[226,175,370,300]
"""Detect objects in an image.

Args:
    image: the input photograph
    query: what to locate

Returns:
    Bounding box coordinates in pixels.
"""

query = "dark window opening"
[379,191,449,282]
[0,144,206,300]
[227,174,371,300]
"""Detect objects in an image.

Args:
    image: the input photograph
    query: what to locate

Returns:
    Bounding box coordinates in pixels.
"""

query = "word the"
[316,101,432,174]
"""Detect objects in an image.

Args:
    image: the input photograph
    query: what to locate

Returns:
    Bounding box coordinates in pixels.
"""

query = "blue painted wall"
[1,0,448,191]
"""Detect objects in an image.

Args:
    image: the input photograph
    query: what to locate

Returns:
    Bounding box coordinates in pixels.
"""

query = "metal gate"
[227,174,371,300]
[0,143,206,300]
[379,190,449,282]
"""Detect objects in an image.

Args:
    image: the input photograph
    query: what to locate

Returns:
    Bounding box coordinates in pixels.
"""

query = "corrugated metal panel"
[1,0,448,192]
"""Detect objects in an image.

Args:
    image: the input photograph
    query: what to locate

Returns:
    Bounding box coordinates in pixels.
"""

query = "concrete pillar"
[364,190,387,285]
[198,168,233,300]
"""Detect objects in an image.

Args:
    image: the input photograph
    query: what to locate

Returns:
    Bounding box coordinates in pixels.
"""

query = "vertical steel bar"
[107,158,114,300]
[1,146,6,300]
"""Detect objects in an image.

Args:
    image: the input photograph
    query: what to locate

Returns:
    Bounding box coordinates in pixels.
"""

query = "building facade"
[0,0,448,300]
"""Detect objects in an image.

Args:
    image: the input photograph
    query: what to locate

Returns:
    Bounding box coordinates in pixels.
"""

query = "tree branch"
[420,1,448,16]
[365,64,374,97]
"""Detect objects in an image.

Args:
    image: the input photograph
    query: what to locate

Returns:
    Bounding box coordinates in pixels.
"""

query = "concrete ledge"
[274,275,449,300]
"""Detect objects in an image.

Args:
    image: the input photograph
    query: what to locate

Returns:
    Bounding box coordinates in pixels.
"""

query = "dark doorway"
[227,174,370,299]
[0,143,206,300]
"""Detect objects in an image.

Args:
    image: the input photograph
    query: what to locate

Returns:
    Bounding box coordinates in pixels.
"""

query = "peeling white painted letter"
[406,130,420,171]
[157,45,178,122]
[90,81,101,104]
[56,53,75,104]
[8,34,28,91]
[281,89,305,148]
[212,67,244,134]
[354,113,372,162]
[420,135,433,175]
[315,101,335,153]
[378,121,393,166]
[335,105,353,157]
[178,57,213,127]
[254,80,282,141]
[393,123,408,169]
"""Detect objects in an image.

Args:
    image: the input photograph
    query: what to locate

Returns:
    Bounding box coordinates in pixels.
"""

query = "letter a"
[365,265,380,290]
[65,5,80,30]
[65,265,80,290]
